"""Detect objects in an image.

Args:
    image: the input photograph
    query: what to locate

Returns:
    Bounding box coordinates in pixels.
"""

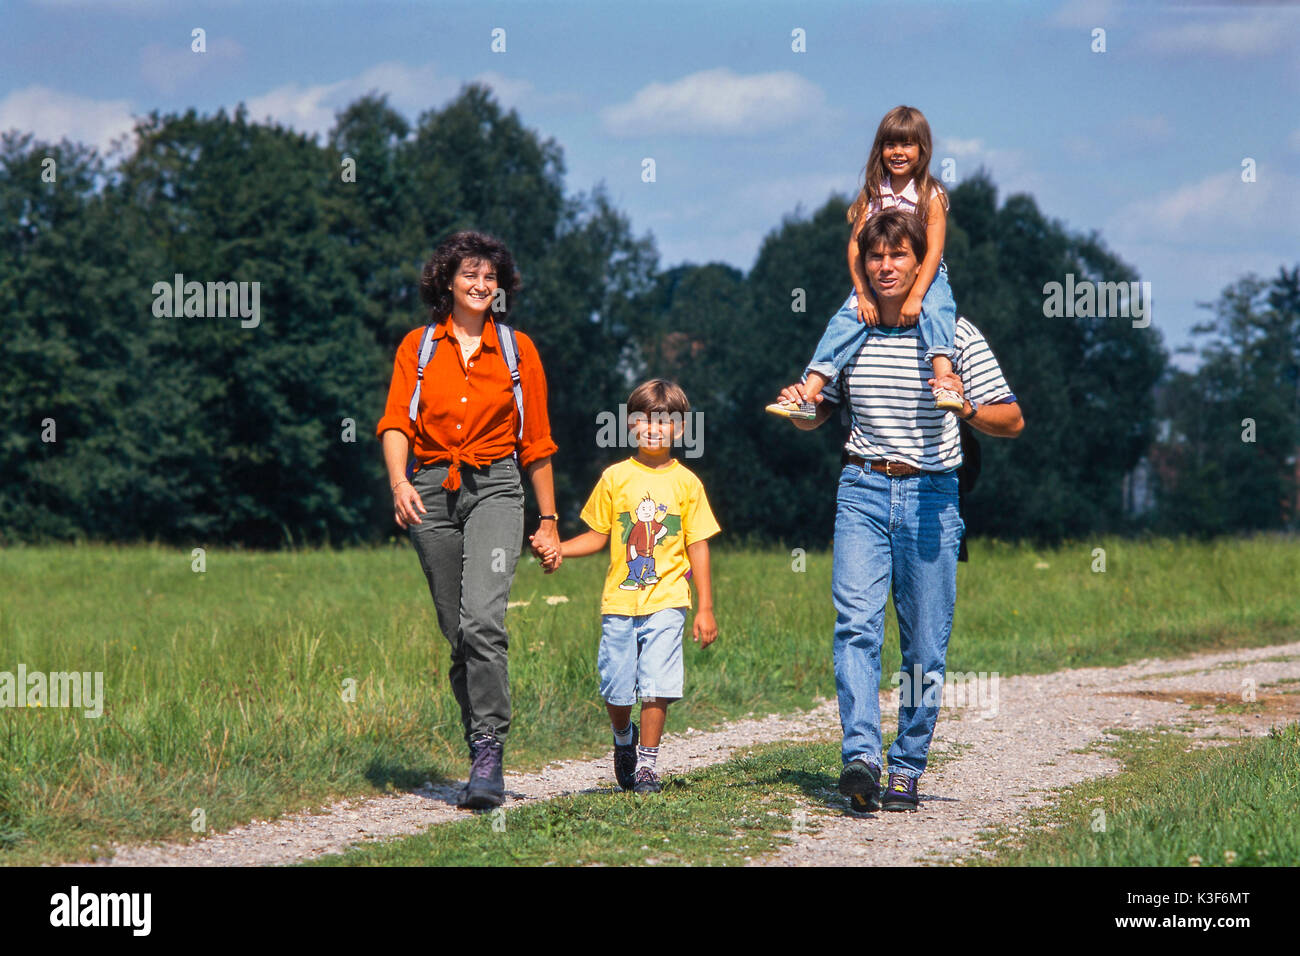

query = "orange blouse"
[376,317,558,492]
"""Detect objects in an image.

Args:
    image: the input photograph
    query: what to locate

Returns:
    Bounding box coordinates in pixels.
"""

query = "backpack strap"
[407,323,439,422]
[495,323,525,441]
[407,320,526,442]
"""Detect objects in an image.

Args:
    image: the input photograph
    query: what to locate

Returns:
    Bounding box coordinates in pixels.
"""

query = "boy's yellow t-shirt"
[579,457,721,616]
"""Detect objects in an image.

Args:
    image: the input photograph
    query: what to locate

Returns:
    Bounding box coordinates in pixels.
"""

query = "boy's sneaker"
[765,399,817,421]
[881,771,919,811]
[837,759,881,812]
[618,577,640,591]
[632,766,662,794]
[614,722,639,791]
[459,732,505,809]
[933,388,964,412]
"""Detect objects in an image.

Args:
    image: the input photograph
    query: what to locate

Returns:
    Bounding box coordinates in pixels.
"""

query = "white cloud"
[1108,169,1300,248]
[937,136,1040,194]
[140,37,245,95]
[243,81,347,139]
[601,68,827,137]
[0,85,136,156]
[241,62,545,141]
[472,71,535,110]
[1145,12,1296,58]
[242,62,460,140]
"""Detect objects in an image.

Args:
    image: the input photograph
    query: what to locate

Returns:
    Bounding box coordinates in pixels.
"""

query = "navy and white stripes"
[820,317,1014,471]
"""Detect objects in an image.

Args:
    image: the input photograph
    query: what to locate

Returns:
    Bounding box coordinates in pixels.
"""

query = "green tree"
[1156,267,1300,533]
[943,171,1166,540]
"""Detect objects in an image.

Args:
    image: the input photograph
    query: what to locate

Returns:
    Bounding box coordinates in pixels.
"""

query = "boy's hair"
[627,379,690,417]
[420,230,521,322]
[847,105,948,228]
[856,209,929,276]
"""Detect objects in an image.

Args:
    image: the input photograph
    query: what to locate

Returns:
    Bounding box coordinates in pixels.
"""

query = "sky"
[3,0,1299,366]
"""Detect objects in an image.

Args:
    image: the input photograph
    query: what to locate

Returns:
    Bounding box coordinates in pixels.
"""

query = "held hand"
[900,296,923,328]
[777,383,822,407]
[392,481,427,529]
[857,294,880,327]
[927,371,964,400]
[693,609,718,648]
[529,524,562,573]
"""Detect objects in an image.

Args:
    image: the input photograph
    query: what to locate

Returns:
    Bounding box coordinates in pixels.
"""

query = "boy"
[537,379,720,793]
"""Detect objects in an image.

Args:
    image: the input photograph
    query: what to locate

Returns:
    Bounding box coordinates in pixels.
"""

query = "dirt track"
[93,640,1300,867]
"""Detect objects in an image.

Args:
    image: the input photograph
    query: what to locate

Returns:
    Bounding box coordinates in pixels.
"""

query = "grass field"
[972,722,1300,867]
[1,535,1297,864]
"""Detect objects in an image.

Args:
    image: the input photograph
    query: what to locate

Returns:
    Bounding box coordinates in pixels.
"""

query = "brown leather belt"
[847,455,922,478]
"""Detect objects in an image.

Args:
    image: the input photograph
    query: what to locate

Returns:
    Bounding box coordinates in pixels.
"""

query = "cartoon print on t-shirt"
[616,494,681,590]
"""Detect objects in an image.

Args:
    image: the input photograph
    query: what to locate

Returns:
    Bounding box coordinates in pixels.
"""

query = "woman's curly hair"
[419,231,522,321]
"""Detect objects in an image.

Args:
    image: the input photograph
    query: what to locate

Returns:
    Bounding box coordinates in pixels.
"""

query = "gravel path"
[95,701,841,866]
[93,640,1300,867]
[758,640,1300,867]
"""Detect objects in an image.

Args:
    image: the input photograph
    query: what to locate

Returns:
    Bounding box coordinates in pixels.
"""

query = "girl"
[768,105,963,418]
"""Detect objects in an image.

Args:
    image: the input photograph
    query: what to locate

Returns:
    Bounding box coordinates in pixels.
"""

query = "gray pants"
[408,457,524,743]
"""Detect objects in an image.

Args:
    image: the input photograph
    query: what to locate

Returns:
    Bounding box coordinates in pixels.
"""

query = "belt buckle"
[885,461,899,477]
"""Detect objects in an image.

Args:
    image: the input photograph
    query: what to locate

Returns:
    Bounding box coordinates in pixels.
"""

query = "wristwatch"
[537,514,559,522]
[961,402,978,421]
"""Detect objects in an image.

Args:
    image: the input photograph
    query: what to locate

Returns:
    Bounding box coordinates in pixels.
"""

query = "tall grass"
[0,536,1296,863]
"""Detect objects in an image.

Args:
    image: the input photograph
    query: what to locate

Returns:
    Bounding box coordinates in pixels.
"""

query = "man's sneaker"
[614,723,639,791]
[459,732,505,809]
[632,766,662,794]
[765,399,817,421]
[933,388,964,412]
[837,759,881,812]
[881,771,919,811]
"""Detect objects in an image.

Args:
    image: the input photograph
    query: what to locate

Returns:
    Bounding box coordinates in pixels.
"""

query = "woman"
[376,231,560,809]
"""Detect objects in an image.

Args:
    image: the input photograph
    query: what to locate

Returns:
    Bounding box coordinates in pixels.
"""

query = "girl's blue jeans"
[807,264,956,378]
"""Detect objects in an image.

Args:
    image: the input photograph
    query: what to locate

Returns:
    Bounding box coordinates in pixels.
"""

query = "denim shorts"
[597,608,687,705]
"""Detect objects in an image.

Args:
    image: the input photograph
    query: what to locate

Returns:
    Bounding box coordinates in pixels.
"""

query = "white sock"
[612,722,633,746]
[636,744,659,772]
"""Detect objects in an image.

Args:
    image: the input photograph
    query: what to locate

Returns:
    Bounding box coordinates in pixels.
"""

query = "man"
[777,208,1023,812]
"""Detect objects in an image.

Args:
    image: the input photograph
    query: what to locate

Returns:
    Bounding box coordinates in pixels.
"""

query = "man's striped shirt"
[819,315,1015,471]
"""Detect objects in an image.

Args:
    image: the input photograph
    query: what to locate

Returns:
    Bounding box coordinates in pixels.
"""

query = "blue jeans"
[831,463,963,778]
[598,608,686,704]
[807,264,956,378]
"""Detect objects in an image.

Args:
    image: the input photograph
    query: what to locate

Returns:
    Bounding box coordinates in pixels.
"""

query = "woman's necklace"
[452,321,483,363]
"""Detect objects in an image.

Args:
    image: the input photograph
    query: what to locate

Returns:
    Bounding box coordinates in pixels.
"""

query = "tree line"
[1,85,1295,547]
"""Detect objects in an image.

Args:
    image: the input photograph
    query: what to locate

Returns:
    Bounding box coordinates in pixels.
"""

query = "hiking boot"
[838,759,881,812]
[881,771,919,811]
[614,722,639,791]
[459,732,505,809]
[765,399,818,421]
[632,766,662,794]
